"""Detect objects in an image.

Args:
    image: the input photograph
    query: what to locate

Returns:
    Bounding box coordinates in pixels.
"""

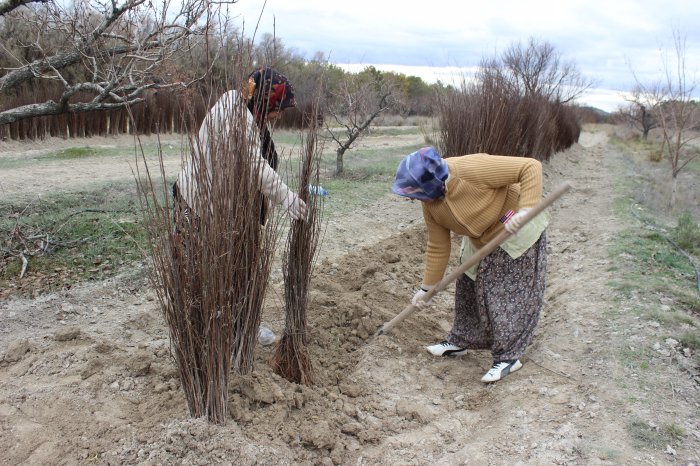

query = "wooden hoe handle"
[375,181,572,336]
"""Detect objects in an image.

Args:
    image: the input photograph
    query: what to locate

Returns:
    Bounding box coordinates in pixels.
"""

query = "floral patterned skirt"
[448,232,547,362]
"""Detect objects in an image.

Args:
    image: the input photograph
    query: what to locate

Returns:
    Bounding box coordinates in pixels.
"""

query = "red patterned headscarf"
[245,67,296,119]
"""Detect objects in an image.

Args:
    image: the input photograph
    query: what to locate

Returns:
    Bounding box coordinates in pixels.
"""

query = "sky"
[230,0,700,112]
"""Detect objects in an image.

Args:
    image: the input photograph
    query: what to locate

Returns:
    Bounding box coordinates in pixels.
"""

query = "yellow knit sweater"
[421,153,543,286]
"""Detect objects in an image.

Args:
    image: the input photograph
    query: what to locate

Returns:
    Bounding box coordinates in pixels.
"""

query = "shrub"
[673,212,700,254]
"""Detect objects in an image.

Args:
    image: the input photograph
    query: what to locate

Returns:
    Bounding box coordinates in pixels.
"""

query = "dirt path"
[1,130,698,465]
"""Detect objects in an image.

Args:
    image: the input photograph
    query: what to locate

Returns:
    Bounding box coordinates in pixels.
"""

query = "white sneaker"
[481,359,522,383]
[425,340,468,356]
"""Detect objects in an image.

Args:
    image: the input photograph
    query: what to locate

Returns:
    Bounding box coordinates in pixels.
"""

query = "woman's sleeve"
[245,110,291,205]
[512,157,542,209]
[422,206,452,287]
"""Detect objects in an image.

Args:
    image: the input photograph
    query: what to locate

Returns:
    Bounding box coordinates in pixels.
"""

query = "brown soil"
[0,128,698,465]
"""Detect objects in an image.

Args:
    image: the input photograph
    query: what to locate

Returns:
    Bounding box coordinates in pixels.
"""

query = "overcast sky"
[230,0,700,112]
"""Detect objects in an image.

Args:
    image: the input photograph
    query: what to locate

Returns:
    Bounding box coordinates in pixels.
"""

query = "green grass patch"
[53,147,101,159]
[338,151,406,177]
[626,420,664,448]
[319,144,415,177]
[268,130,303,146]
[645,307,696,327]
[672,212,700,254]
[0,181,150,296]
[662,423,687,442]
[0,157,33,170]
[320,177,393,218]
[37,145,132,162]
[608,134,663,162]
[0,140,184,171]
[626,419,686,449]
[364,127,423,137]
[619,344,654,371]
[591,447,620,461]
[320,126,420,140]
[608,225,699,317]
[678,330,700,351]
[311,143,418,218]
[608,229,696,293]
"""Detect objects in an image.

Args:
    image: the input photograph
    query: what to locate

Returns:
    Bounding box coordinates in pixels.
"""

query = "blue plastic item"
[308,185,329,197]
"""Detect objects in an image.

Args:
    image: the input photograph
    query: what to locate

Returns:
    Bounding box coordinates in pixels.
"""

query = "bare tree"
[324,66,403,175]
[501,38,595,104]
[251,32,305,70]
[618,84,660,140]
[0,0,221,125]
[634,30,700,207]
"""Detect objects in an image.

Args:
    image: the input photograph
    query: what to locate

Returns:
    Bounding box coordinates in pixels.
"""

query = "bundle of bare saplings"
[137,82,324,423]
[271,101,324,386]
[137,92,275,423]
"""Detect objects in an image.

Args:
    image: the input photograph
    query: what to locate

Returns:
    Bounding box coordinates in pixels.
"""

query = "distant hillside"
[575,105,611,124]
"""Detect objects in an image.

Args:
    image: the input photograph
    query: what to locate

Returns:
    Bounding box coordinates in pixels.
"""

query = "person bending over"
[391,147,548,383]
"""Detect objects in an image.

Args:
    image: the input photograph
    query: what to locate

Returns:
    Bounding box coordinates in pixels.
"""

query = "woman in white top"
[174,67,306,222]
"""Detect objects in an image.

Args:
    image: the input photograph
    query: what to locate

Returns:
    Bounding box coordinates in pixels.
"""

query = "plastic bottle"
[308,185,329,197]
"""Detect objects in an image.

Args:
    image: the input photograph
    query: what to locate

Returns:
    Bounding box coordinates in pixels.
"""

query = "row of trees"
[2,0,609,175]
[0,0,438,142]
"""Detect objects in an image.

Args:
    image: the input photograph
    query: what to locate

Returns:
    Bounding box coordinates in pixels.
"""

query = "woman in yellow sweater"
[391,147,548,383]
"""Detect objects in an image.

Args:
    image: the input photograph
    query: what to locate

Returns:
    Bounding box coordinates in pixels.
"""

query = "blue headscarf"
[391,147,448,201]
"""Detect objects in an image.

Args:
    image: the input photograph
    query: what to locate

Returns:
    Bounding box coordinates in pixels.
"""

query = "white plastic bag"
[257,326,276,346]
